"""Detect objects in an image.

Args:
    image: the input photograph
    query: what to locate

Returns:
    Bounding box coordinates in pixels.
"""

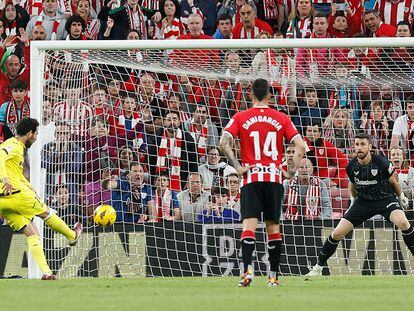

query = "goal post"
[25,37,414,279]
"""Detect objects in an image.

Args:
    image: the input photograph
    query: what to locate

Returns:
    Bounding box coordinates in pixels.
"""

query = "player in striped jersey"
[220,78,305,287]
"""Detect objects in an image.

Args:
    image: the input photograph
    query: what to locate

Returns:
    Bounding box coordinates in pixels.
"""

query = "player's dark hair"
[252,78,269,101]
[355,132,372,144]
[16,118,39,136]
[10,79,28,91]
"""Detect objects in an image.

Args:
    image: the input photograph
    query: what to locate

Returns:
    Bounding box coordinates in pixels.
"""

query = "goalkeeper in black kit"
[307,132,414,276]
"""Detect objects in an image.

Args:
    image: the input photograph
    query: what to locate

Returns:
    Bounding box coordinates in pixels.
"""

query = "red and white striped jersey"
[263,0,278,20]
[376,0,414,26]
[85,19,100,40]
[285,16,312,38]
[21,0,43,16]
[159,18,186,40]
[313,0,331,3]
[224,106,300,186]
[53,100,93,137]
[142,0,159,11]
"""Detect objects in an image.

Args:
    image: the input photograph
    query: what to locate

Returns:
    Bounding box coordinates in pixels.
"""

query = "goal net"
[4,38,414,278]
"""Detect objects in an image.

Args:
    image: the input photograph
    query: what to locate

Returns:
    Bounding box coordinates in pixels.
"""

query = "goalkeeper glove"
[398,193,409,211]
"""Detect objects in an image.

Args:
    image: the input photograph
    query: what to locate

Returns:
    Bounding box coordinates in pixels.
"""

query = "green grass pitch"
[1,276,414,311]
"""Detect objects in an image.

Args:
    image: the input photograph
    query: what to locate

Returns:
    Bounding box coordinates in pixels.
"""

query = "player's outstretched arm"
[219,132,250,176]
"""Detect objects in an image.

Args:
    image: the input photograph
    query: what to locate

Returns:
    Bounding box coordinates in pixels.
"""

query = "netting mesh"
[26,43,414,276]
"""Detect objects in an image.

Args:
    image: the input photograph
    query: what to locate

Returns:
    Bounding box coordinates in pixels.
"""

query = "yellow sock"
[45,214,76,241]
[27,235,52,274]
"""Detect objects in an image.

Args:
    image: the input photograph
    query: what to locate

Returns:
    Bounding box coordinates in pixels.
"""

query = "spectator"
[166,93,189,122]
[304,123,348,188]
[136,73,165,134]
[328,9,350,38]
[217,0,257,26]
[284,0,313,38]
[198,187,240,223]
[148,111,197,191]
[225,172,241,214]
[224,51,241,78]
[156,0,186,40]
[176,172,209,222]
[109,162,154,223]
[389,146,414,202]
[232,3,273,39]
[299,87,328,131]
[153,172,180,221]
[198,146,236,192]
[296,13,331,79]
[39,100,56,145]
[26,0,66,40]
[180,0,217,36]
[0,33,30,105]
[390,99,414,155]
[64,14,87,40]
[0,79,30,134]
[183,103,219,161]
[3,1,31,37]
[84,116,118,182]
[220,66,252,127]
[41,121,84,204]
[49,185,81,227]
[107,79,122,108]
[323,108,356,157]
[30,24,47,40]
[193,78,225,125]
[173,14,219,69]
[84,165,113,224]
[283,157,332,220]
[363,9,396,37]
[90,86,119,136]
[378,83,403,122]
[359,101,393,156]
[53,86,93,138]
[76,0,100,40]
[386,21,414,74]
[213,13,233,39]
[117,145,140,179]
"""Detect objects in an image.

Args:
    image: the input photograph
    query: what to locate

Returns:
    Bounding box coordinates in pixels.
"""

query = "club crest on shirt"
[142,192,147,199]
[405,7,409,13]
[371,169,378,176]
[318,149,324,155]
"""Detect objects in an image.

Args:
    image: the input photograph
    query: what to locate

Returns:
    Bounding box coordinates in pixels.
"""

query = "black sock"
[402,227,414,256]
[318,235,340,266]
[241,230,255,273]
[268,239,282,277]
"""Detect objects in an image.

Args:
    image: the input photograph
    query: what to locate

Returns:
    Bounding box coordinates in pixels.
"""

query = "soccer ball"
[93,205,117,227]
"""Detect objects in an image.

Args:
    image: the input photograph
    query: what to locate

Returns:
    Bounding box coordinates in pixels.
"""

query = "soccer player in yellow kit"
[0,118,83,280]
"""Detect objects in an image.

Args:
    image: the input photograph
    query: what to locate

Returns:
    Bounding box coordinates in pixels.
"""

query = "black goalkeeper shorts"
[343,196,401,227]
[240,182,284,223]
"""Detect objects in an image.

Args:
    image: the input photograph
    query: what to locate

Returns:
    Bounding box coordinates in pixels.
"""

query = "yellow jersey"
[0,137,31,193]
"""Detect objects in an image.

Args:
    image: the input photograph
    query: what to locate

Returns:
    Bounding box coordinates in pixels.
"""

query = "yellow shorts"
[0,190,48,231]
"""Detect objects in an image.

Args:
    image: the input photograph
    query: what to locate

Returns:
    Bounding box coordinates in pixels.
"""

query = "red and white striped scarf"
[286,16,312,38]
[35,15,61,40]
[126,5,147,40]
[162,18,186,40]
[156,128,182,191]
[227,192,240,209]
[284,176,321,220]
[5,20,17,37]
[155,188,172,221]
[239,25,261,39]
[85,18,100,40]
[189,119,208,158]
[5,100,30,124]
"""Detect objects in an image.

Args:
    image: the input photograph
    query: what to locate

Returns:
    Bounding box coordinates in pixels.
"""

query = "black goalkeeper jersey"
[346,154,396,201]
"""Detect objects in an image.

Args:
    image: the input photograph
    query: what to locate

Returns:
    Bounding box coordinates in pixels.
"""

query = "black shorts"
[240,182,284,223]
[343,196,401,227]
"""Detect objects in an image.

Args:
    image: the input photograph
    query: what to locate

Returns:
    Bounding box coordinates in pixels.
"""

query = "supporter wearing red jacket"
[172,13,219,68]
[304,123,348,188]
[232,3,273,39]
[363,9,397,37]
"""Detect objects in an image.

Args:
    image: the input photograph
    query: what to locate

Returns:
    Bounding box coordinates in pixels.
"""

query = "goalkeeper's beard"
[357,151,369,160]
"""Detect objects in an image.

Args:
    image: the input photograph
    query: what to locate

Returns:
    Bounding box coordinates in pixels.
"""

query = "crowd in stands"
[0,0,414,227]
